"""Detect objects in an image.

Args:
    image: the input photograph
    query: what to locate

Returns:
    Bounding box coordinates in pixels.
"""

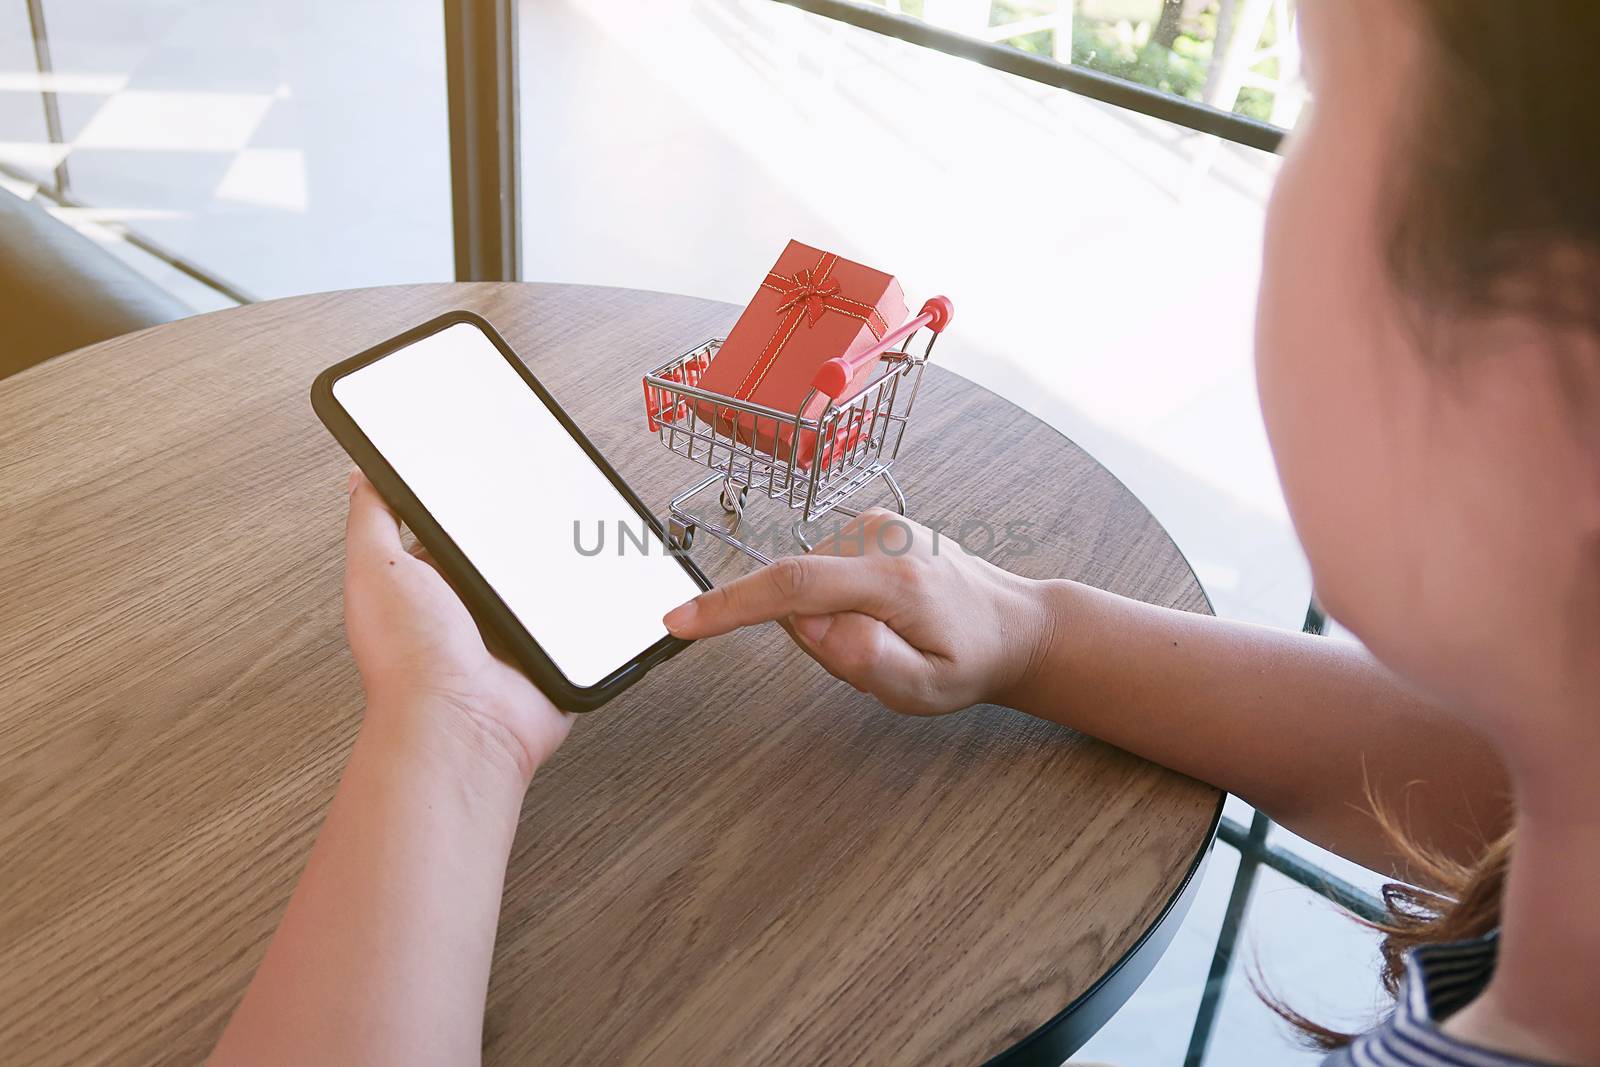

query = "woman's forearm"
[210,701,528,1067]
[1008,580,1510,878]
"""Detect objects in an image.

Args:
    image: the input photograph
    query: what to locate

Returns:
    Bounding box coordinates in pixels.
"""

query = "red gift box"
[694,240,907,467]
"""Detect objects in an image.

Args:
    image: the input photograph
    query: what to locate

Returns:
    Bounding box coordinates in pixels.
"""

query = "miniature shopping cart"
[642,296,952,565]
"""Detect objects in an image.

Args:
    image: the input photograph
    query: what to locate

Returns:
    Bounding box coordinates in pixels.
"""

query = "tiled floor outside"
[1,1,1393,1061]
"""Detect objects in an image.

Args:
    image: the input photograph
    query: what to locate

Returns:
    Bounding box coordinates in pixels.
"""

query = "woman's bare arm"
[207,705,527,1067]
[666,511,1511,882]
[210,472,572,1064]
[1008,581,1510,879]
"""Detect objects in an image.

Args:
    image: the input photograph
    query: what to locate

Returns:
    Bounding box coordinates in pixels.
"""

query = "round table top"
[0,282,1220,1066]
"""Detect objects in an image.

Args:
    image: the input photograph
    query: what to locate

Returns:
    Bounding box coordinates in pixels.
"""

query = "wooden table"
[0,283,1220,1066]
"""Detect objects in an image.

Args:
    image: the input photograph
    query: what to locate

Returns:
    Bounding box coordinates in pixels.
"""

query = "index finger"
[663,554,892,639]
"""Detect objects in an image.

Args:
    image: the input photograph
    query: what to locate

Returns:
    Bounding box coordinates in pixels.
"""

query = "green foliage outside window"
[875,0,1294,125]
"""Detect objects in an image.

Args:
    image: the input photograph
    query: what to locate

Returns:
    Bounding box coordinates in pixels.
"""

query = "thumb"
[791,610,934,707]
[345,469,404,567]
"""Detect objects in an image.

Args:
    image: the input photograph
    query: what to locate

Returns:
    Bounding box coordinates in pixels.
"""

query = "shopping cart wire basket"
[641,295,953,565]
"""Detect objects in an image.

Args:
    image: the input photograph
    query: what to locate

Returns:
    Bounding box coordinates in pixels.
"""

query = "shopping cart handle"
[812,296,953,400]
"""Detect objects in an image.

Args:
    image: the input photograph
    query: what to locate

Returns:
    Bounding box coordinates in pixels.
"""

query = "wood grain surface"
[0,283,1220,1065]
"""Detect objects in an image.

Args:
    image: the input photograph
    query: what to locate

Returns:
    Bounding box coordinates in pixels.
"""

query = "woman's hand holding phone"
[212,470,576,1065]
[344,468,574,786]
[663,509,1054,716]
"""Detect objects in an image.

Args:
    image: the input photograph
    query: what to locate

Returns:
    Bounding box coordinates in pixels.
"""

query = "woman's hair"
[1385,2,1600,345]
[1266,813,1511,1049]
[1269,0,1599,1048]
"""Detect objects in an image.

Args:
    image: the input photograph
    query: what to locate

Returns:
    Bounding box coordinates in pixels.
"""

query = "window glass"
[865,0,1307,128]
[0,0,452,299]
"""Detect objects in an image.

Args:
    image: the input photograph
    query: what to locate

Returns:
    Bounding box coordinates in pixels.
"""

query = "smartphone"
[311,311,710,712]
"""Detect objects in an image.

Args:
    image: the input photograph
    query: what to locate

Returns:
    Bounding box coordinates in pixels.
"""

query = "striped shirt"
[1323,931,1557,1066]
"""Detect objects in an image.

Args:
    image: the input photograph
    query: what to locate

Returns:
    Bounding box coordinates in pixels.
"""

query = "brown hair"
[1385,2,1600,344]
[1267,810,1512,1049]
[1270,0,1599,1047]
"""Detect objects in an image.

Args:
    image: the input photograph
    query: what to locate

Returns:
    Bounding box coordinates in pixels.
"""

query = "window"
[0,0,453,302]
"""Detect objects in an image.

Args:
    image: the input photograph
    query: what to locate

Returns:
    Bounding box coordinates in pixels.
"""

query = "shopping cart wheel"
[719,484,749,514]
[668,517,696,551]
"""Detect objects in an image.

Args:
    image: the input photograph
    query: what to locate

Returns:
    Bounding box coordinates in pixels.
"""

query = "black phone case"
[310,309,710,713]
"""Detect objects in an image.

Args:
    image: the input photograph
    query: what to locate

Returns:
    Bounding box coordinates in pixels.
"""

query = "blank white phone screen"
[332,321,702,688]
